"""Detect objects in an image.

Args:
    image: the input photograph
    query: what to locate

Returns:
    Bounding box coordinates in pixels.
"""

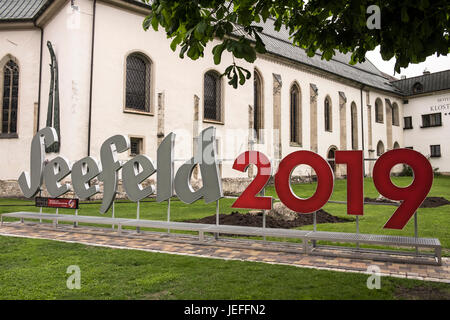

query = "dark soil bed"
[183,209,351,229]
[364,196,450,208]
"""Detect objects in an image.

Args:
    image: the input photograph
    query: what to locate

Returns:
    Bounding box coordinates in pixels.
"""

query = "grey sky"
[366,46,450,79]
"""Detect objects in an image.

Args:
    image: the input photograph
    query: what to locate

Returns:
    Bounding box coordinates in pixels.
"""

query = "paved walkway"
[0,221,449,283]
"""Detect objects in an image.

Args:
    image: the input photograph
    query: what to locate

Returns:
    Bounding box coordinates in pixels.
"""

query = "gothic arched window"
[290,83,302,144]
[1,59,19,136]
[392,103,399,126]
[253,70,264,141]
[324,96,332,132]
[350,102,358,150]
[375,98,383,123]
[377,140,385,156]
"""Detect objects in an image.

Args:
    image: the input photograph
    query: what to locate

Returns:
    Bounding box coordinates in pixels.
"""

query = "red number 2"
[373,149,433,229]
[231,151,273,210]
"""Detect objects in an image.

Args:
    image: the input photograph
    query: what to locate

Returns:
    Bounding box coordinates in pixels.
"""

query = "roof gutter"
[34,22,44,133]
[87,0,97,156]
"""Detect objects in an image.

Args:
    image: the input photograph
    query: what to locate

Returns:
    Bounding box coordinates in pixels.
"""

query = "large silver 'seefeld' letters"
[174,127,223,204]
[18,127,224,212]
[99,135,130,214]
[43,156,72,197]
[156,133,175,202]
[18,127,58,198]
[71,156,101,200]
[122,155,156,202]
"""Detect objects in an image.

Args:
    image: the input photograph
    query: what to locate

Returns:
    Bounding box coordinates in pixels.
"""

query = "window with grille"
[290,84,300,143]
[1,60,19,136]
[204,71,221,122]
[324,97,332,132]
[126,54,150,112]
[430,145,441,158]
[375,99,383,123]
[421,113,441,128]
[403,116,413,129]
[130,137,143,156]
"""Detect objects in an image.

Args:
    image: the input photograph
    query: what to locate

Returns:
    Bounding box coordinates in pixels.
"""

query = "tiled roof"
[253,18,401,94]
[0,0,52,21]
[391,70,450,97]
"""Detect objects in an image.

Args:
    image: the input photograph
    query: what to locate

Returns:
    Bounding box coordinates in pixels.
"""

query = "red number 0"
[275,151,334,213]
[373,149,433,229]
[231,151,273,210]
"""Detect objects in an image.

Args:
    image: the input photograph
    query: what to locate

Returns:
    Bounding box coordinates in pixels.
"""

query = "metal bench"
[1,212,130,228]
[306,231,442,265]
[0,212,442,265]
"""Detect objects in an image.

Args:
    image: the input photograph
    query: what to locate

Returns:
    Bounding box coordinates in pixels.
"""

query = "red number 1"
[335,150,364,216]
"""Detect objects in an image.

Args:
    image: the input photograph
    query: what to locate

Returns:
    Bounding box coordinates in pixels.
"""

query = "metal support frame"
[136,200,140,233]
[214,200,220,240]
[167,198,171,234]
[356,216,360,250]
[414,212,418,256]
[261,188,266,241]
[74,209,78,227]
[312,211,317,248]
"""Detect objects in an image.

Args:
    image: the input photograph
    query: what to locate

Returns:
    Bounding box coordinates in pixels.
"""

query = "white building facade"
[0,0,447,197]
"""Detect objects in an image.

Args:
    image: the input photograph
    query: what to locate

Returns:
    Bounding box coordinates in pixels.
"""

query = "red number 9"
[373,148,433,229]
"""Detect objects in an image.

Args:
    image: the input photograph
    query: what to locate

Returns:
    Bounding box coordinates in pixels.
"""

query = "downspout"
[87,0,97,156]
[35,24,44,132]
[360,85,366,176]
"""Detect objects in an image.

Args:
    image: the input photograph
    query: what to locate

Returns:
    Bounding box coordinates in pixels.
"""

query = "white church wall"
[38,0,93,166]
[0,29,41,180]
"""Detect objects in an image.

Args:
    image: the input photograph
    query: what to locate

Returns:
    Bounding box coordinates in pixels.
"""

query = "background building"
[0,0,448,197]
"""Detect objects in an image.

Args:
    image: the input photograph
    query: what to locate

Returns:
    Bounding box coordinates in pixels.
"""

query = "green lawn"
[0,176,449,299]
[0,236,449,299]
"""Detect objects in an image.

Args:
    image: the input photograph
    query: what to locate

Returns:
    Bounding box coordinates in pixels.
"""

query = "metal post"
[312,211,317,248]
[55,208,58,226]
[414,212,418,256]
[136,200,140,233]
[39,188,42,224]
[356,216,360,250]
[112,201,115,230]
[74,209,78,227]
[167,198,171,234]
[214,199,219,240]
[261,188,266,241]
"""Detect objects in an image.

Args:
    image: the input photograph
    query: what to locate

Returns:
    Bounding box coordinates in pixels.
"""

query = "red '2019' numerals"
[232,148,433,230]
